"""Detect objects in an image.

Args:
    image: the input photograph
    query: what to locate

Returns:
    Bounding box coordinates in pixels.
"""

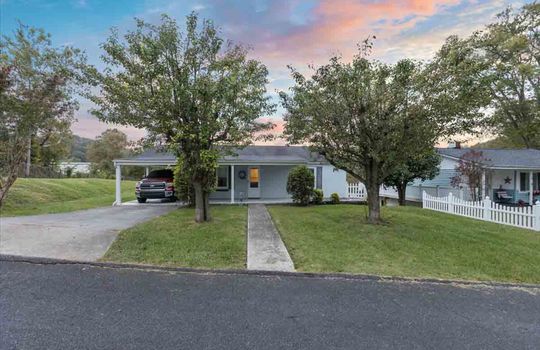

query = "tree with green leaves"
[30,118,73,169]
[281,44,451,223]
[436,3,540,149]
[0,23,85,208]
[383,150,440,206]
[86,129,129,177]
[85,14,274,222]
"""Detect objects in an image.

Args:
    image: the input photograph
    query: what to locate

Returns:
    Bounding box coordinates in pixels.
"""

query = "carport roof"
[113,145,327,166]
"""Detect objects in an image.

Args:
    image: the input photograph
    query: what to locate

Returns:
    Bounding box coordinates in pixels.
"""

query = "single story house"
[380,148,540,205]
[112,145,349,205]
[58,161,91,175]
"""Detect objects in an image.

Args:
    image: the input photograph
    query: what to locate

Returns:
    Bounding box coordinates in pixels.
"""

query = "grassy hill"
[1,178,136,217]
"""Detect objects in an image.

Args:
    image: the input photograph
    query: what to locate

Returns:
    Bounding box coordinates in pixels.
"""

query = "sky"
[0,0,527,142]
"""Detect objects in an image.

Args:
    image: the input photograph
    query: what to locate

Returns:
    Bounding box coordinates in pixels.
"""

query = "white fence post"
[448,192,454,213]
[423,191,539,231]
[534,203,540,231]
[483,196,491,221]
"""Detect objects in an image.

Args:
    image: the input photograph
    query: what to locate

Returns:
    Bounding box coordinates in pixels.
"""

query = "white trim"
[530,171,534,205]
[114,165,122,205]
[230,164,235,204]
[113,159,328,167]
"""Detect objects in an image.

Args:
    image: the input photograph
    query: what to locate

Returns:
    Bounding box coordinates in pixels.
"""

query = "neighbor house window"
[216,166,229,190]
[308,167,316,187]
[520,172,530,192]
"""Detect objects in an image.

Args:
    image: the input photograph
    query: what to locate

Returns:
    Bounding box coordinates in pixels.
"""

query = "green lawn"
[268,204,540,284]
[102,206,247,269]
[1,178,136,216]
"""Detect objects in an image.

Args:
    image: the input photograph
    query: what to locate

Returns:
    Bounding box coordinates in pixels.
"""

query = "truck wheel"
[137,198,147,203]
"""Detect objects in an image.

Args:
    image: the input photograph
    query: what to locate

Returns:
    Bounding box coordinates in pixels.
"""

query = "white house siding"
[209,165,293,201]
[260,165,294,199]
[491,170,515,192]
[439,157,457,170]
[321,165,348,198]
[209,165,248,201]
[208,164,348,201]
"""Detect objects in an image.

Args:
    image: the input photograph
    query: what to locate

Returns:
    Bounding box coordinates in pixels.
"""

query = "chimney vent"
[447,141,461,149]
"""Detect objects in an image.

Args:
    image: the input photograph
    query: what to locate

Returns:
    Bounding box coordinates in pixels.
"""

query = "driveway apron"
[247,204,294,272]
[0,205,175,261]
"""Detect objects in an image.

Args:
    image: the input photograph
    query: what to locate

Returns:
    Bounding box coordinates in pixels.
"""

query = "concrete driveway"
[0,205,176,261]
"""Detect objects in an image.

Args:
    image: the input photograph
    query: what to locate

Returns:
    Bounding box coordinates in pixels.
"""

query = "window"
[519,172,540,192]
[216,166,229,190]
[308,167,316,187]
[147,169,174,178]
[520,172,529,192]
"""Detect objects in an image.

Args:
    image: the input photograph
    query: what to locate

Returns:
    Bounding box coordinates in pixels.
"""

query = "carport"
[113,150,177,205]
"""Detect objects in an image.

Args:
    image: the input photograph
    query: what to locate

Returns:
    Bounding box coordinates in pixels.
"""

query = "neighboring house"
[112,146,349,205]
[58,162,91,175]
[380,147,540,205]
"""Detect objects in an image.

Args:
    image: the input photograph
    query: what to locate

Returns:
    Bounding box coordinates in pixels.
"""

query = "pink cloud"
[253,118,287,145]
[241,0,461,69]
[70,0,513,143]
[72,116,146,141]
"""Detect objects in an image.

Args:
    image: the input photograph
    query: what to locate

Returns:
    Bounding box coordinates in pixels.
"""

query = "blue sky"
[1,0,527,141]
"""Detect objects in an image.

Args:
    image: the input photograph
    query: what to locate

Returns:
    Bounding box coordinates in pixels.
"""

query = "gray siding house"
[380,148,540,205]
[112,145,348,205]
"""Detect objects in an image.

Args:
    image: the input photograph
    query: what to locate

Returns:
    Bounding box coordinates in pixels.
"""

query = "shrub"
[287,165,314,206]
[312,189,324,204]
[330,192,340,204]
[174,160,195,206]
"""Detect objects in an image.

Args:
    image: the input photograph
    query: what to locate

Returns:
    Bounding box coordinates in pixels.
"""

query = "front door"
[248,167,260,198]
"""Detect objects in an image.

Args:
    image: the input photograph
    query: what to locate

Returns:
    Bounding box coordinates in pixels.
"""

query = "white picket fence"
[423,191,540,231]
[347,182,367,200]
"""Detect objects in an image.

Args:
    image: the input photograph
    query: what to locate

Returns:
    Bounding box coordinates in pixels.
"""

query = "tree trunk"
[366,181,382,224]
[397,183,407,206]
[24,138,31,178]
[0,173,18,209]
[203,191,211,222]
[365,159,383,224]
[193,181,205,223]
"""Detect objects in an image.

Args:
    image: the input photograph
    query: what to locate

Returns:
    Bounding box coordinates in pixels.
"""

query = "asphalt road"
[1,260,539,350]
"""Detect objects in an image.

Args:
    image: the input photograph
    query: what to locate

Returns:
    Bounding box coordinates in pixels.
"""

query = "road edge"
[2,254,539,289]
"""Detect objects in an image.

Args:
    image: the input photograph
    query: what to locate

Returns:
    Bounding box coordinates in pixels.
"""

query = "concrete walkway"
[247,204,294,272]
[0,205,175,261]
